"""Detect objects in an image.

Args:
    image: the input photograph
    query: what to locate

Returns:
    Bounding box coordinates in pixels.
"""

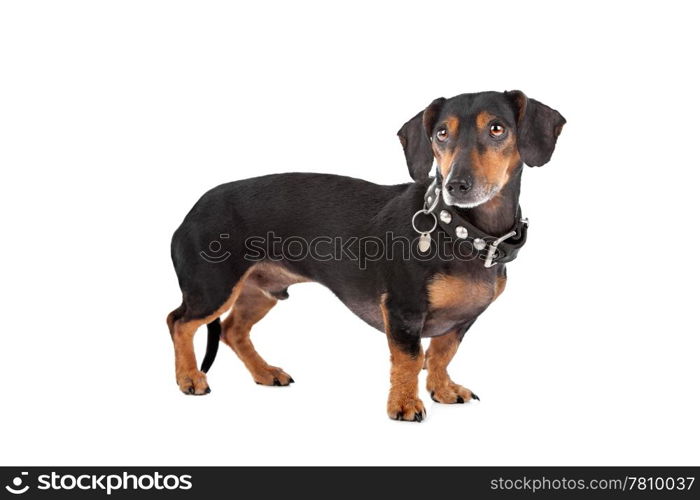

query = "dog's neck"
[454,166,523,236]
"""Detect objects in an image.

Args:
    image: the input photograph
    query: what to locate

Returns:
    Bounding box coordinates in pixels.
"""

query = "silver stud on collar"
[439,210,452,224]
[473,238,487,250]
[455,226,468,239]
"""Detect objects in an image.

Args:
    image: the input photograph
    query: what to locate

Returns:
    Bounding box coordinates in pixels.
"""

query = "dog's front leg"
[380,295,426,422]
[426,327,479,404]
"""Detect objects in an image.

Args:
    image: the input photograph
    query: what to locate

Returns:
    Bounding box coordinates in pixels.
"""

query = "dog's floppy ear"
[397,97,446,181]
[505,90,566,167]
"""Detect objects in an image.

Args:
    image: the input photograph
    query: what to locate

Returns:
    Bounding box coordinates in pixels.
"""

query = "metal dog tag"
[412,206,437,255]
[418,232,431,253]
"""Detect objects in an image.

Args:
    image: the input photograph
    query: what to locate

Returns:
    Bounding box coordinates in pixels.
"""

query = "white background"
[1,1,698,466]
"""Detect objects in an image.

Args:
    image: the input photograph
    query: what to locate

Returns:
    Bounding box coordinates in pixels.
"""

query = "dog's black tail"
[200,317,221,373]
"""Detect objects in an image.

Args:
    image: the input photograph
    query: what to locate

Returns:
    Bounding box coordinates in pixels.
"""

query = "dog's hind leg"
[222,284,293,386]
[172,316,211,395]
[167,283,243,395]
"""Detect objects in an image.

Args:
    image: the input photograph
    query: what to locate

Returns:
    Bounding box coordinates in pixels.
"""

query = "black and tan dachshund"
[167,90,565,422]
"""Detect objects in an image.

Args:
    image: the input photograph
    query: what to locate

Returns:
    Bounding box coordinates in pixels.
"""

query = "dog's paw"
[387,396,426,422]
[428,382,479,404]
[253,366,294,386]
[177,369,211,395]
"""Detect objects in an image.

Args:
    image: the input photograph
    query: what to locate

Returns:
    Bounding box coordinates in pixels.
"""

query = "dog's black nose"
[446,178,472,194]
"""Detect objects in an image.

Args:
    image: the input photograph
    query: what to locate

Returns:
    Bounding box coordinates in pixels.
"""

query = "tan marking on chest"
[493,275,507,301]
[428,274,495,311]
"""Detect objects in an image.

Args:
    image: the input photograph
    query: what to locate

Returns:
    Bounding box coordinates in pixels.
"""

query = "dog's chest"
[421,272,505,337]
[335,272,506,337]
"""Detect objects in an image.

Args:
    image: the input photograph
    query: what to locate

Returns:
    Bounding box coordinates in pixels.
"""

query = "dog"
[167,90,565,422]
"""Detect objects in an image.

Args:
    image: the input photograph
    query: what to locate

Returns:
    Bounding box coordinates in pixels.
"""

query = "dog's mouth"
[442,184,500,209]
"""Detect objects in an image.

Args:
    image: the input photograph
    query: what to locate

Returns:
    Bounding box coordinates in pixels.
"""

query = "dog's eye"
[436,128,448,142]
[490,124,505,137]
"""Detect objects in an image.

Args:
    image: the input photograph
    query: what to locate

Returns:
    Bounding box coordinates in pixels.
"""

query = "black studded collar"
[413,178,529,268]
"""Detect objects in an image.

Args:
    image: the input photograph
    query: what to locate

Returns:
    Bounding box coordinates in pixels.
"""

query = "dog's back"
[170,173,413,321]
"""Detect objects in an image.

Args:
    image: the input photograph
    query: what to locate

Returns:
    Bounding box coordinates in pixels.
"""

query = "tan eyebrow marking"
[445,115,459,136]
[476,111,497,130]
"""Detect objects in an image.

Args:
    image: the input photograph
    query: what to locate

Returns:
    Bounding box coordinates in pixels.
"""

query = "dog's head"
[397,91,566,208]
